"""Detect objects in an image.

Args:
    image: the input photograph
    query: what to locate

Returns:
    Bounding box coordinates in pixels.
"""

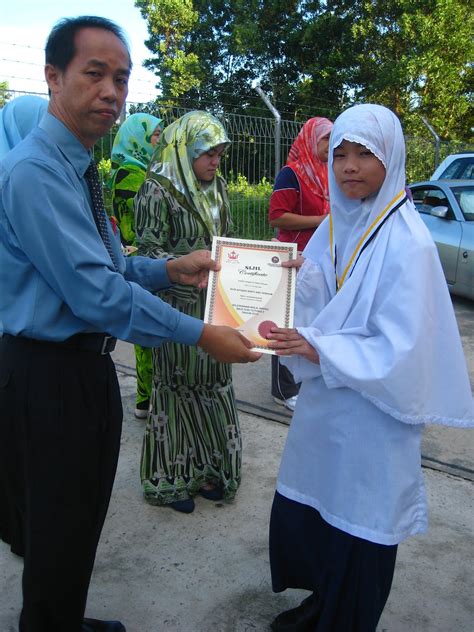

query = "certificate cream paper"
[204,237,297,354]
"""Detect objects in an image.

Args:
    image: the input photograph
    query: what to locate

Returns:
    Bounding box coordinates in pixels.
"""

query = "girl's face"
[150,126,161,146]
[192,143,227,182]
[333,140,386,199]
[316,134,330,162]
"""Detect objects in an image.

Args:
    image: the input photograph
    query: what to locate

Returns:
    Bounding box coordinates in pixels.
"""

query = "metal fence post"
[119,102,126,125]
[254,86,281,180]
[421,116,441,170]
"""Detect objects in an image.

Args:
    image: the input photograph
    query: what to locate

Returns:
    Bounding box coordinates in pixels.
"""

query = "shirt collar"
[39,112,92,177]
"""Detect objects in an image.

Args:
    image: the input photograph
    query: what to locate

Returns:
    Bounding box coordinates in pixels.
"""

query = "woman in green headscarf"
[135,110,239,514]
[110,112,163,418]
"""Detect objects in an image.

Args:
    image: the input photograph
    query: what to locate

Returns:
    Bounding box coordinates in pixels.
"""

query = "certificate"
[204,237,297,354]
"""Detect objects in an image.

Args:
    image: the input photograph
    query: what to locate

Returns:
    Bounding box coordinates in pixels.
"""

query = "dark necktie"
[84,160,118,270]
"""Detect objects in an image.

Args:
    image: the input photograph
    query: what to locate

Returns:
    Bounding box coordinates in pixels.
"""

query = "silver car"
[409,180,474,300]
[431,153,474,180]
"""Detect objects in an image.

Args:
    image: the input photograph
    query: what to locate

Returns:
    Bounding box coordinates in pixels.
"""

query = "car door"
[451,186,474,299]
[411,185,462,284]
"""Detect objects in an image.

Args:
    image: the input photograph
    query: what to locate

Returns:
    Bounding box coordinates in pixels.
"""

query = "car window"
[439,157,474,180]
[452,187,474,221]
[459,162,474,179]
[411,187,454,218]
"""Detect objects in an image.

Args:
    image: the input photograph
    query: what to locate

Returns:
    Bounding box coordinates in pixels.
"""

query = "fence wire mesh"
[2,90,473,240]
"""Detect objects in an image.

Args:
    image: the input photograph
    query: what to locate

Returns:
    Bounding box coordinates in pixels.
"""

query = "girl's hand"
[270,239,304,271]
[267,327,319,363]
[281,255,305,270]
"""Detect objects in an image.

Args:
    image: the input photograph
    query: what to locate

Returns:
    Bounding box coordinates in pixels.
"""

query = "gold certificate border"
[206,238,296,351]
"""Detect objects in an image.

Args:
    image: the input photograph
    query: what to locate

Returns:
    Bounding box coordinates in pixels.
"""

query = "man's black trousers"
[0,335,123,632]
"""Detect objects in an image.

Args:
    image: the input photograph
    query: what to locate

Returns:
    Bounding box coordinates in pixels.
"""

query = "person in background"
[268,116,333,412]
[267,104,473,631]
[0,94,48,157]
[0,17,259,632]
[135,111,242,514]
[110,112,163,246]
[0,93,49,559]
[109,112,163,419]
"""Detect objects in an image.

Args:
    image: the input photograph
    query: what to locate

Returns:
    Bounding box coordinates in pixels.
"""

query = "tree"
[135,1,314,115]
[0,81,12,107]
[347,0,474,140]
[135,0,201,99]
[134,0,473,140]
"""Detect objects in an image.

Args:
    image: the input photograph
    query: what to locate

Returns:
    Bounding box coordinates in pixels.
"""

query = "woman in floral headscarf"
[110,112,163,245]
[269,116,333,412]
[109,112,163,419]
[135,110,239,514]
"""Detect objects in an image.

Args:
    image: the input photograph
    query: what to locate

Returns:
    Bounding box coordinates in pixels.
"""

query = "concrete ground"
[1,297,473,631]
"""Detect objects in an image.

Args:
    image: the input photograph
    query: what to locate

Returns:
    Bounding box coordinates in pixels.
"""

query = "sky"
[1,0,159,104]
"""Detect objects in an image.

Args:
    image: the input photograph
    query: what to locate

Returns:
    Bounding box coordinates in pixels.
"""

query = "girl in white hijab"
[267,104,473,632]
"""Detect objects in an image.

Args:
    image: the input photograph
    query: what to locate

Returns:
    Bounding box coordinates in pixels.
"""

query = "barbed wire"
[0,41,43,50]
[1,57,43,67]
[1,54,342,111]
[0,60,159,87]
[1,58,341,118]
[1,75,45,84]
[0,88,338,119]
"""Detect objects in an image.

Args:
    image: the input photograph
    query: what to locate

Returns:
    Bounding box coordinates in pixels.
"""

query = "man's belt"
[3,333,117,355]
[62,333,117,354]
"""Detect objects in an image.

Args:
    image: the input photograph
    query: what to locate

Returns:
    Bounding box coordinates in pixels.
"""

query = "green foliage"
[96,158,113,213]
[349,0,474,141]
[405,137,474,184]
[134,0,473,141]
[405,138,438,183]
[135,0,200,100]
[227,173,273,198]
[0,81,12,107]
[128,100,163,117]
[98,158,112,181]
[228,174,273,240]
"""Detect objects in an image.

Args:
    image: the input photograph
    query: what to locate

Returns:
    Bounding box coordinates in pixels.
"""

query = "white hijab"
[287,104,473,427]
[329,104,406,283]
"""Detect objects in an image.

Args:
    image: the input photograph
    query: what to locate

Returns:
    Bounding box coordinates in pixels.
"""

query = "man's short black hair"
[45,16,132,72]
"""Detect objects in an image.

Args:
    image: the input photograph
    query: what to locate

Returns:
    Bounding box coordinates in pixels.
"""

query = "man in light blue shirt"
[0,15,260,632]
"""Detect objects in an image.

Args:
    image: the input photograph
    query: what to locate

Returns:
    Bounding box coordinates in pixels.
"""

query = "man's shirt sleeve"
[3,157,203,347]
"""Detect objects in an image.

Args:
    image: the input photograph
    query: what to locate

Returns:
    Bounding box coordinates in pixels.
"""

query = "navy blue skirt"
[270,492,398,631]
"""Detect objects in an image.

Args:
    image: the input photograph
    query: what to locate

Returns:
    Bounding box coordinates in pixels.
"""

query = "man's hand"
[267,327,319,363]
[198,325,262,363]
[166,251,220,289]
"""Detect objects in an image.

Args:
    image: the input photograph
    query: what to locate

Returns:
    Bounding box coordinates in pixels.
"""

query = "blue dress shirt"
[0,113,203,346]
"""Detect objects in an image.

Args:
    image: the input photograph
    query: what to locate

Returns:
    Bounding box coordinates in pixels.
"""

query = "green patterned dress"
[135,111,241,504]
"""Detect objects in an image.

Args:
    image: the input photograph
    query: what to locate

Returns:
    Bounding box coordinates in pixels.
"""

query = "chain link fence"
[96,104,303,240]
[2,90,473,240]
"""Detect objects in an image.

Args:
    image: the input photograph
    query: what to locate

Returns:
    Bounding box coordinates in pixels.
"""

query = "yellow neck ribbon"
[330,189,406,292]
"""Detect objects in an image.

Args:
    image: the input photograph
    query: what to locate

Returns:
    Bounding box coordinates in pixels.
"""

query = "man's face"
[45,27,130,148]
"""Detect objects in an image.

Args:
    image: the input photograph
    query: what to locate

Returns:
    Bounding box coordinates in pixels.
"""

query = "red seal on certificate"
[258,320,277,339]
